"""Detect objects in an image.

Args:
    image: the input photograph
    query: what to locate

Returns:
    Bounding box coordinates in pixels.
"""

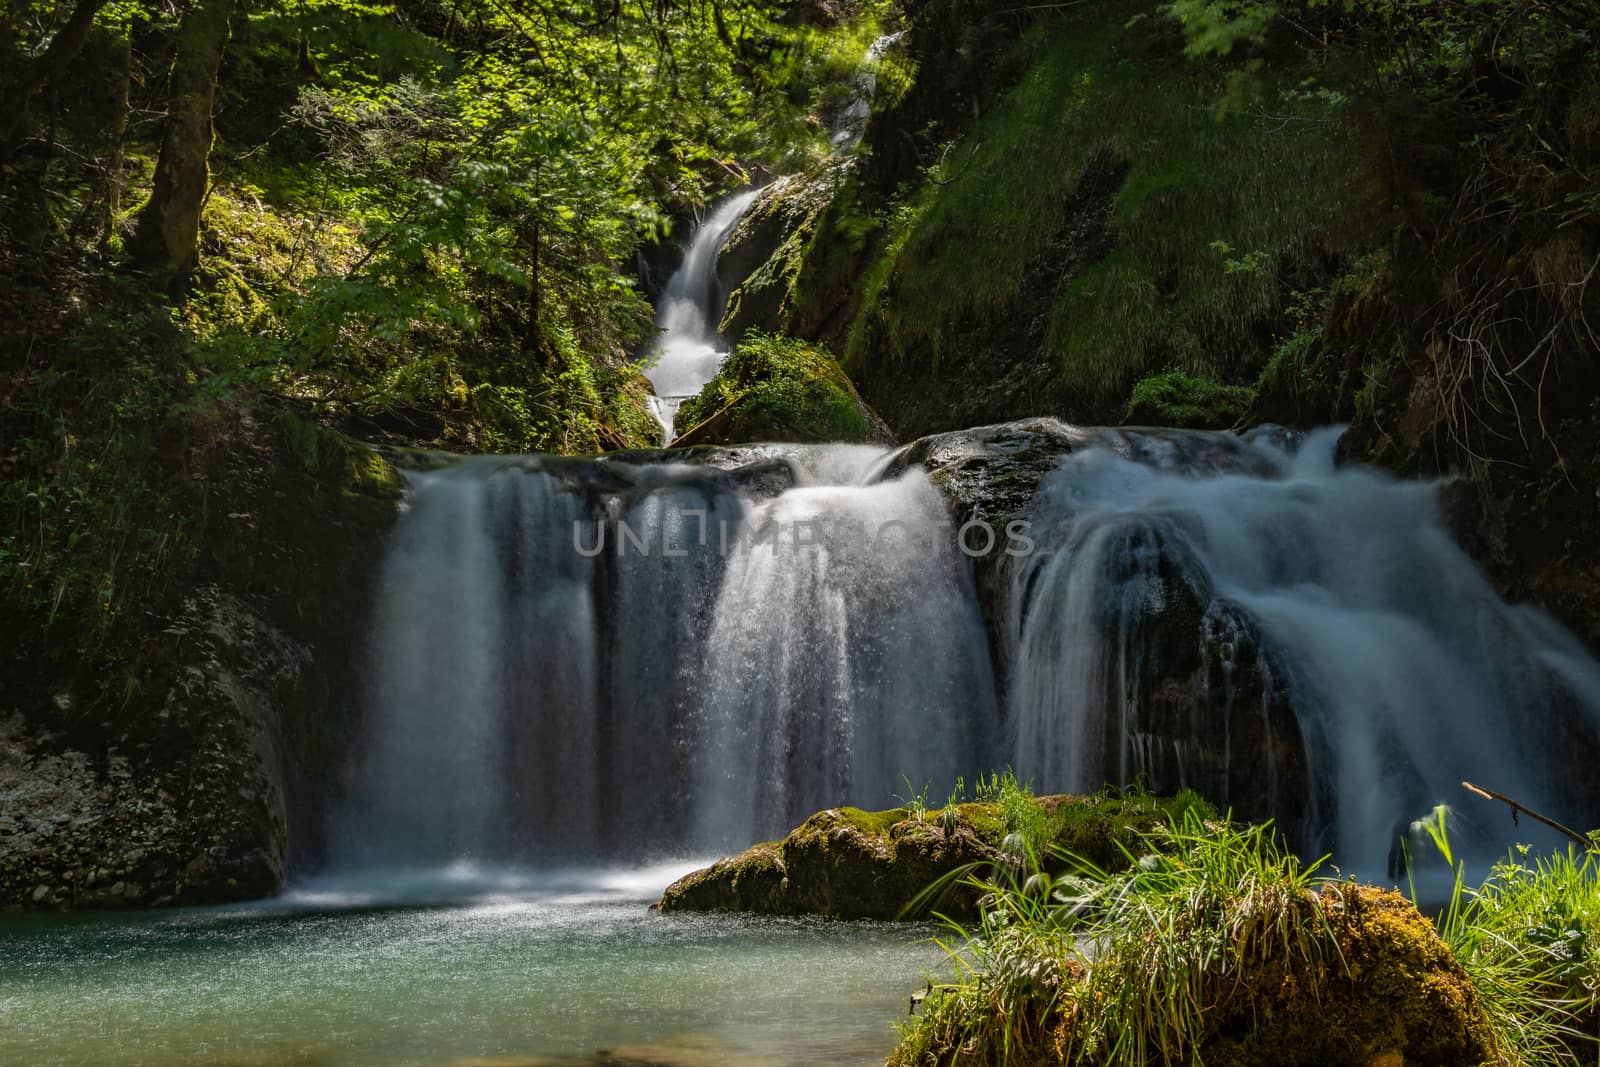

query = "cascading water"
[323,419,1600,889]
[692,446,997,848]
[322,446,999,880]
[644,190,763,442]
[830,32,904,150]
[1008,427,1600,876]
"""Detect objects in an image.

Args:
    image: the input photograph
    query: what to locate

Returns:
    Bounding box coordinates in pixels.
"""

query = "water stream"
[644,190,763,442]
[1009,427,1600,874]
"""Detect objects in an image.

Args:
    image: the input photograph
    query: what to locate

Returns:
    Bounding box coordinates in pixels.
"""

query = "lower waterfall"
[323,427,1600,885]
[325,446,998,875]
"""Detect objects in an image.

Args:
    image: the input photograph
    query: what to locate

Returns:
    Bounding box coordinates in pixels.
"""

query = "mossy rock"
[1125,369,1257,430]
[657,790,1212,921]
[891,883,1495,1067]
[1193,885,1494,1067]
[672,332,888,446]
[658,804,998,920]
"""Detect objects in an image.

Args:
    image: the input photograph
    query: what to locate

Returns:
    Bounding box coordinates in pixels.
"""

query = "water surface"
[0,863,940,1067]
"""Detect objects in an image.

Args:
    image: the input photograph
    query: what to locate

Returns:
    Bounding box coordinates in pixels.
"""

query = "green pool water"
[0,862,943,1067]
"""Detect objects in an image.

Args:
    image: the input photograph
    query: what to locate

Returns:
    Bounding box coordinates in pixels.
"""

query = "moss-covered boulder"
[659,806,995,920]
[658,789,1212,920]
[1198,885,1493,1067]
[672,332,889,446]
[892,883,1495,1067]
[716,166,851,342]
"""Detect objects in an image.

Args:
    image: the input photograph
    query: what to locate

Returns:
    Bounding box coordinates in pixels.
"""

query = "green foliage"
[895,814,1507,1067]
[838,0,1370,413]
[674,331,875,443]
[2,0,891,455]
[1126,369,1256,428]
[1166,0,1600,463]
[1414,811,1600,1064]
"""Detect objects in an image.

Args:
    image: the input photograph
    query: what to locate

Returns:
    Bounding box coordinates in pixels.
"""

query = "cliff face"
[0,406,401,908]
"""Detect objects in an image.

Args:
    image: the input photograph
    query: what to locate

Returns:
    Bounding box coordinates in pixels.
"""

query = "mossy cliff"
[0,402,401,908]
[657,788,1211,921]
[772,0,1372,438]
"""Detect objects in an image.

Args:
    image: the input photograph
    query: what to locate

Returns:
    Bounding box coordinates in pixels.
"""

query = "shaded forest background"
[1,0,1597,804]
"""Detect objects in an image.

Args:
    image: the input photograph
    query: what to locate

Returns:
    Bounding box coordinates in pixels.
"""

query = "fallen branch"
[1462,781,1594,850]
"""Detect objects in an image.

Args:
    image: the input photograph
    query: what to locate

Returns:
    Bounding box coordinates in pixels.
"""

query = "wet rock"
[878,417,1091,525]
[717,165,853,342]
[659,805,997,920]
[659,791,1210,921]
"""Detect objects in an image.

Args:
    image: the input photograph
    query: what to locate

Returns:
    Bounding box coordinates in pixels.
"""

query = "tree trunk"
[0,0,113,152]
[105,23,132,229]
[129,0,236,292]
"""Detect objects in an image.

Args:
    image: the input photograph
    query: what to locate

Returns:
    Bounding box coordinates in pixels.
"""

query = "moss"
[827,0,1375,426]
[892,883,1494,1067]
[719,166,851,340]
[658,789,1210,920]
[1046,787,1214,870]
[1125,369,1256,429]
[1197,886,1493,1067]
[674,332,879,444]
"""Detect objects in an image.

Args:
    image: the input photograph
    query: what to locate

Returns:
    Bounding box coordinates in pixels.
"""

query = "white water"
[692,452,997,848]
[321,447,998,883]
[1009,427,1600,876]
[644,189,763,442]
[324,425,1600,887]
[831,32,904,150]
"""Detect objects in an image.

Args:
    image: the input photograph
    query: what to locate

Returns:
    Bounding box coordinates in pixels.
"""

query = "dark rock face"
[0,409,402,909]
[851,149,1132,439]
[0,588,292,907]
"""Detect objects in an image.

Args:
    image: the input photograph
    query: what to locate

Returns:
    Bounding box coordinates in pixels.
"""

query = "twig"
[1462,781,1594,849]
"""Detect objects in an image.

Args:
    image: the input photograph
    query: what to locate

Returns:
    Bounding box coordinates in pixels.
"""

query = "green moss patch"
[673,332,881,445]
[833,0,1375,424]
[1125,369,1256,429]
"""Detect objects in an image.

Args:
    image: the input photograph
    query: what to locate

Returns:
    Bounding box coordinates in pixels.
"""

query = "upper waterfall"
[645,190,763,442]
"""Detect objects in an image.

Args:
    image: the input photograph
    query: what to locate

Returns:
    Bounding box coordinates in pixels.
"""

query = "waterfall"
[691,453,998,849]
[645,190,763,442]
[1008,427,1600,875]
[325,423,1600,888]
[324,447,998,879]
[831,32,904,151]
